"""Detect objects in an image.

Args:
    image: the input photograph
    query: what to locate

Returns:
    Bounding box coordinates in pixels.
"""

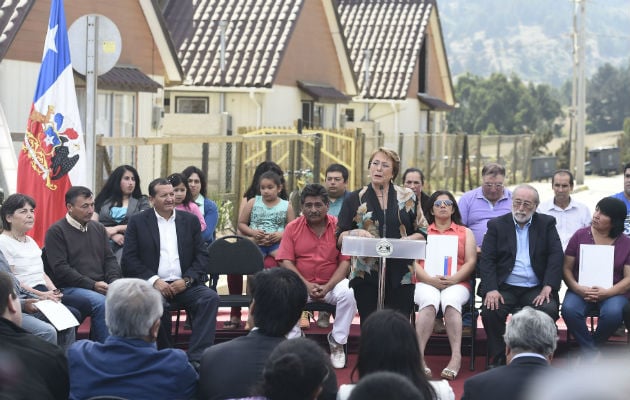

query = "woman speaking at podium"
[336,147,426,323]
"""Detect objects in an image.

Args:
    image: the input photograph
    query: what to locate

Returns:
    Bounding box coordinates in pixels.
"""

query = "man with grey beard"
[478,184,563,369]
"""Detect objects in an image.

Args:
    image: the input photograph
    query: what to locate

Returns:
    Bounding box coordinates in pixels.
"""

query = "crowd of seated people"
[2,157,630,399]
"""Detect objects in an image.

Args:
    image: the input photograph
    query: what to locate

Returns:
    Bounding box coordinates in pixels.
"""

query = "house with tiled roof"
[0,0,181,189]
[162,0,353,130]
[337,0,455,156]
[160,0,453,170]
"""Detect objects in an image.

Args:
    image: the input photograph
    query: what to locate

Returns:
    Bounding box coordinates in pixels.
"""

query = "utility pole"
[362,49,371,121]
[575,0,586,184]
[569,2,578,174]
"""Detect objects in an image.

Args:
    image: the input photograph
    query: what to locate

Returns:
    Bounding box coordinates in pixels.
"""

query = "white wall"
[0,60,40,134]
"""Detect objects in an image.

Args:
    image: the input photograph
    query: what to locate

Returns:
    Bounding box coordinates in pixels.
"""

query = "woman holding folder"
[414,190,476,381]
[562,196,630,354]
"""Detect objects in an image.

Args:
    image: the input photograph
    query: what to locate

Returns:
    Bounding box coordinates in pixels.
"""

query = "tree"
[618,117,630,162]
[586,62,630,133]
[448,72,564,139]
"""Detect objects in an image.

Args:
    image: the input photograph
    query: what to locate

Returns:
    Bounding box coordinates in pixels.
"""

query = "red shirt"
[276,215,350,284]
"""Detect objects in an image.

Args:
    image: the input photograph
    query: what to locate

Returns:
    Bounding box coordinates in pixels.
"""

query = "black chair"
[207,235,265,309]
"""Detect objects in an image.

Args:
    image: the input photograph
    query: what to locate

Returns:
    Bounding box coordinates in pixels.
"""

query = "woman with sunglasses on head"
[414,190,476,381]
[336,147,426,322]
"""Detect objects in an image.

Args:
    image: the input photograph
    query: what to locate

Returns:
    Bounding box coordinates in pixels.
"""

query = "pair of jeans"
[562,290,628,353]
[61,287,109,342]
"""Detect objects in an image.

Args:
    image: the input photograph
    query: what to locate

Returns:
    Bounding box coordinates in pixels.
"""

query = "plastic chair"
[207,235,265,309]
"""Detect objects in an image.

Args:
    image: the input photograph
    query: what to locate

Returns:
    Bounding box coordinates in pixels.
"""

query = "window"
[345,108,355,122]
[77,88,137,170]
[175,97,209,114]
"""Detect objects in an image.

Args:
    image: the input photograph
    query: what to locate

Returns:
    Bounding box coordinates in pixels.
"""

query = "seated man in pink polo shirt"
[276,183,357,369]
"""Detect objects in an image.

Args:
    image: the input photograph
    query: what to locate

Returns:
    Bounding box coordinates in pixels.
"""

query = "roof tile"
[163,0,304,88]
[0,0,35,62]
[335,0,432,100]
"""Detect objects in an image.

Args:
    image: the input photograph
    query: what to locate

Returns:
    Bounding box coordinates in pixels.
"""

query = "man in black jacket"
[462,307,557,400]
[0,270,69,400]
[479,184,563,368]
[199,267,338,400]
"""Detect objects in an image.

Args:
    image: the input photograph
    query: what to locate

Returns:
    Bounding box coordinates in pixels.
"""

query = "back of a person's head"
[250,268,307,336]
[258,337,330,400]
[348,371,428,400]
[0,270,16,316]
[105,278,163,338]
[505,306,557,357]
[354,309,434,398]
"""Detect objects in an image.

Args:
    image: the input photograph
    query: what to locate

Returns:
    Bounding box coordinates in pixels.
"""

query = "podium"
[341,236,426,310]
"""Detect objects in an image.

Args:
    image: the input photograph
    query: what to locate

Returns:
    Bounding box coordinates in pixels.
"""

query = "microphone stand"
[377,184,387,310]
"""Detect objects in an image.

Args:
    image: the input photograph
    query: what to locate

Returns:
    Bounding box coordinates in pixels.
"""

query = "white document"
[34,300,80,331]
[424,235,459,277]
[579,244,614,288]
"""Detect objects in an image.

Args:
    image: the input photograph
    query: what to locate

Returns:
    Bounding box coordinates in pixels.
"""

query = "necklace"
[9,232,27,243]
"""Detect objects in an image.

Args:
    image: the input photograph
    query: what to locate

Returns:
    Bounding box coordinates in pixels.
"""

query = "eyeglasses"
[483,182,504,189]
[370,161,392,170]
[434,199,454,207]
[513,199,535,209]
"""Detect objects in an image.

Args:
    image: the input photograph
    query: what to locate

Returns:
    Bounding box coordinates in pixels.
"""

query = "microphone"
[379,184,387,239]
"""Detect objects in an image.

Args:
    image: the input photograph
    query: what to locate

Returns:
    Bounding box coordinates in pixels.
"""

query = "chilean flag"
[17,0,86,247]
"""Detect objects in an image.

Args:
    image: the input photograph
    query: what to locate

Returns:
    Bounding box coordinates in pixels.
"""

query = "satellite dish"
[68,14,122,76]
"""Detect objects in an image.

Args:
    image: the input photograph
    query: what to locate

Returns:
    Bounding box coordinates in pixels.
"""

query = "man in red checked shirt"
[276,183,357,369]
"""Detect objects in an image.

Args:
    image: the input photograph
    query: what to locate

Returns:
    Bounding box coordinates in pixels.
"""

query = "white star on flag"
[43,24,59,57]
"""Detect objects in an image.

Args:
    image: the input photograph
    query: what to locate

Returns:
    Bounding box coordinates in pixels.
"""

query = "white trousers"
[288,279,356,344]
[414,282,470,314]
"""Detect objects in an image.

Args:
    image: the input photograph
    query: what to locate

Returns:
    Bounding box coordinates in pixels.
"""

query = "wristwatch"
[183,277,193,288]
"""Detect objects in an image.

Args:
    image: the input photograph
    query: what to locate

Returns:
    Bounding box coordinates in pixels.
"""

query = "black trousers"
[481,283,559,359]
[352,278,415,325]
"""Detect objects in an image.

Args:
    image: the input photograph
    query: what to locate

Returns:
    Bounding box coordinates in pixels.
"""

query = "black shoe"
[487,354,506,370]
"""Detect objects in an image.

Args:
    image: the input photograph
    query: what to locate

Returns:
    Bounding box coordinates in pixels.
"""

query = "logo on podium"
[375,239,393,257]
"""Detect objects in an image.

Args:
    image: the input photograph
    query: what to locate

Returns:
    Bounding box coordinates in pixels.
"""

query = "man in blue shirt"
[478,184,563,369]
[611,162,630,236]
[68,278,198,400]
[325,163,351,218]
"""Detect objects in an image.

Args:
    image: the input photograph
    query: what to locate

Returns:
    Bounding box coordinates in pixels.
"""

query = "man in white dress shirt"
[537,169,591,251]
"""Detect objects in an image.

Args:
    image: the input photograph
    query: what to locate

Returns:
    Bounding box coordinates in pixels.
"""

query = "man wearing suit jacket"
[479,184,563,368]
[462,307,557,400]
[198,267,337,400]
[121,177,219,367]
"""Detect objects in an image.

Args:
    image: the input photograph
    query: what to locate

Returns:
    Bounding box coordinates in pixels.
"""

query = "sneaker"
[299,311,311,329]
[328,333,346,369]
[317,311,331,328]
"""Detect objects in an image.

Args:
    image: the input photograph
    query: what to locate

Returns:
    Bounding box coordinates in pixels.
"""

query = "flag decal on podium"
[17,0,86,247]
